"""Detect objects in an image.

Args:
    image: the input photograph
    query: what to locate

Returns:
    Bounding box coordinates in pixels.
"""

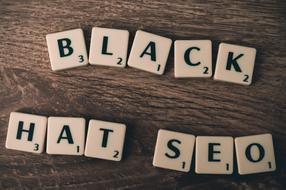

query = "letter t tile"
[84,120,126,161]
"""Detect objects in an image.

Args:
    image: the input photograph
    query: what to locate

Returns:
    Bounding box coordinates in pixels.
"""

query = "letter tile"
[214,43,256,85]
[175,40,212,78]
[127,30,172,75]
[89,27,129,67]
[153,129,195,172]
[195,136,234,174]
[84,120,126,161]
[46,117,86,155]
[46,28,88,71]
[235,134,276,175]
[5,112,47,153]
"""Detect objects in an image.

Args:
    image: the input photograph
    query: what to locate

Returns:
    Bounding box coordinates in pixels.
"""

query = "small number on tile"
[79,55,84,63]
[34,143,39,151]
[113,150,119,158]
[203,66,209,74]
[117,57,123,65]
[77,145,80,153]
[243,74,249,82]
[268,162,272,169]
[182,161,186,169]
[157,64,161,71]
[226,163,229,171]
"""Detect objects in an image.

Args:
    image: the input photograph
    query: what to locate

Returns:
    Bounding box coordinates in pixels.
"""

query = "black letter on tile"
[100,128,114,147]
[140,41,156,61]
[57,125,74,144]
[184,47,201,66]
[165,139,181,159]
[16,121,35,141]
[58,38,74,57]
[102,36,113,55]
[208,143,221,162]
[245,143,265,162]
[226,52,243,72]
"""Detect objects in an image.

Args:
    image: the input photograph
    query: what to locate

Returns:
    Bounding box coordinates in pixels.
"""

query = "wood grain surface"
[0,0,286,189]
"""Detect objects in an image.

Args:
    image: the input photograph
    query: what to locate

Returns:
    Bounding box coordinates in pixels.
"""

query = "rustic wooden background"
[0,0,285,189]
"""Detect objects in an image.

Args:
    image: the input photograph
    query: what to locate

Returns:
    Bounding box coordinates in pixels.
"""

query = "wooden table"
[0,0,285,189]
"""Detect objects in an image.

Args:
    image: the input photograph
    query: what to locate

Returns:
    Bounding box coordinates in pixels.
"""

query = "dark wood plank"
[0,0,285,189]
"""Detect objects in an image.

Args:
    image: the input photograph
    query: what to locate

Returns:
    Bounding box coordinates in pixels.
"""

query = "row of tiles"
[46,28,256,85]
[6,112,275,175]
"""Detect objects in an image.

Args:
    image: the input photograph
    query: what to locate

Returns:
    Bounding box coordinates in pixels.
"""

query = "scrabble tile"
[5,112,47,153]
[46,28,88,71]
[214,43,256,85]
[152,129,195,172]
[195,136,234,174]
[46,117,86,155]
[235,134,276,175]
[127,30,172,75]
[84,120,126,161]
[175,40,212,78]
[89,27,129,68]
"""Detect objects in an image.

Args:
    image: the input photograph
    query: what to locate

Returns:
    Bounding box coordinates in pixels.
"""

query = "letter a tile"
[127,30,172,75]
[46,117,86,155]
[214,43,256,85]
[235,134,276,175]
[46,28,88,71]
[5,112,47,153]
[84,120,126,161]
[153,129,195,172]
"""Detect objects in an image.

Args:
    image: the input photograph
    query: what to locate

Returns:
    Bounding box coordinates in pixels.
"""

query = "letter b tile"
[84,120,126,161]
[46,117,86,155]
[5,112,47,153]
[195,136,234,174]
[46,28,88,71]
[235,134,276,175]
[153,129,195,172]
[214,43,256,85]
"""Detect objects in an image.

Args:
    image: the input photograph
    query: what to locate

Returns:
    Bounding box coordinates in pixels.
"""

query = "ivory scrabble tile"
[46,28,88,71]
[152,129,195,172]
[46,117,86,155]
[84,120,126,161]
[5,112,47,153]
[235,134,276,175]
[214,43,256,85]
[127,30,172,75]
[89,27,129,67]
[175,40,212,78]
[195,136,234,174]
